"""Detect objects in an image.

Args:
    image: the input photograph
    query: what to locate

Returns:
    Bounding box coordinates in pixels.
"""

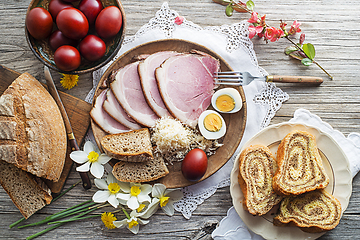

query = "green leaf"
[285,46,298,55]
[302,43,315,60]
[225,4,234,16]
[301,58,313,66]
[246,0,255,10]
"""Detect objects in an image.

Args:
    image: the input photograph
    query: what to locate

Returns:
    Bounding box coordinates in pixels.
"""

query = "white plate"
[230,122,352,240]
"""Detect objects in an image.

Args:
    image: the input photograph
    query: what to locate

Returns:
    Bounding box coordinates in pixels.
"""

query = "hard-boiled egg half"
[211,88,242,113]
[198,110,226,140]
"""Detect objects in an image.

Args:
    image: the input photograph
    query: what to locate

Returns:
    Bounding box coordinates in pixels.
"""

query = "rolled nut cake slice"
[238,145,282,216]
[273,130,329,196]
[273,189,342,233]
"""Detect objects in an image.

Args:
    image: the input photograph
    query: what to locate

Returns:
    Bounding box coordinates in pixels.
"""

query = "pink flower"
[265,27,284,42]
[288,20,301,35]
[248,25,264,39]
[175,16,184,25]
[299,33,305,45]
[248,12,259,23]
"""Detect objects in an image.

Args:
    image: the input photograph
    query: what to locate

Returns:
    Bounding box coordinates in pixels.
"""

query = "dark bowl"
[25,0,126,74]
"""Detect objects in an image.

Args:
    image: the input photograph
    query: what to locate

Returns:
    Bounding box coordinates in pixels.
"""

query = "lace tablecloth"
[85,2,289,219]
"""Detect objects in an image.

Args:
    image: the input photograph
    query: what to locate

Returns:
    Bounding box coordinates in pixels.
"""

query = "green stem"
[122,208,130,219]
[18,200,95,228]
[26,223,64,240]
[51,180,82,203]
[9,180,82,229]
[285,36,333,80]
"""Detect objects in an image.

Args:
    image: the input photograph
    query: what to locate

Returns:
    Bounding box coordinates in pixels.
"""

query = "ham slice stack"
[91,50,220,134]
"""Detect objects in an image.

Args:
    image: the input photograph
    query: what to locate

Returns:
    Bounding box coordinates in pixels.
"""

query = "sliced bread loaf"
[238,145,282,216]
[101,128,153,162]
[0,73,67,181]
[273,189,341,233]
[273,130,329,196]
[112,155,169,182]
[0,160,52,219]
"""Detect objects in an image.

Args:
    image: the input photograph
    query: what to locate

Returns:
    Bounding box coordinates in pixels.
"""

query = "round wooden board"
[91,39,247,188]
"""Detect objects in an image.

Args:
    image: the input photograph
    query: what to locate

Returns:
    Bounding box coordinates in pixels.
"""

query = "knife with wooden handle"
[44,66,91,190]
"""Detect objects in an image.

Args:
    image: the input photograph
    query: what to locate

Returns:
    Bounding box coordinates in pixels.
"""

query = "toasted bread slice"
[112,155,169,183]
[238,145,282,216]
[273,130,329,196]
[101,128,153,162]
[274,189,341,233]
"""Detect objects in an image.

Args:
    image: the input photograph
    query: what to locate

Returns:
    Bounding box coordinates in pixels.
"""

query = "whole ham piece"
[103,89,141,130]
[90,90,130,134]
[110,61,159,128]
[138,51,179,118]
[155,52,220,128]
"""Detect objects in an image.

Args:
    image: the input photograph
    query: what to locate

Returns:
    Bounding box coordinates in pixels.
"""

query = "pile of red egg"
[26,0,123,71]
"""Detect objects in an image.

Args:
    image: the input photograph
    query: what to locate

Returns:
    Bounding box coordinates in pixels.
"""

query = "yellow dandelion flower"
[101,212,117,229]
[60,73,79,90]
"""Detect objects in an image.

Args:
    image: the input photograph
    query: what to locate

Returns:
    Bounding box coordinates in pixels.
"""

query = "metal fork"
[214,71,323,86]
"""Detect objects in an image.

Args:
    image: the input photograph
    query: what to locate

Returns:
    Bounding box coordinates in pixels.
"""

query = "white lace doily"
[85,2,289,219]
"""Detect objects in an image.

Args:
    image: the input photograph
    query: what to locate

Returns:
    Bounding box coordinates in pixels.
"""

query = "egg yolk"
[203,113,222,132]
[216,94,235,112]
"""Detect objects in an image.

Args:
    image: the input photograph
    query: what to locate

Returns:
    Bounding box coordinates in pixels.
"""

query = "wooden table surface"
[1,0,360,239]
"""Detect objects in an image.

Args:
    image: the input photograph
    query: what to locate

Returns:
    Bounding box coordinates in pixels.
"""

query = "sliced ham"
[156,52,220,128]
[110,61,159,128]
[103,89,142,130]
[90,90,130,134]
[138,51,179,117]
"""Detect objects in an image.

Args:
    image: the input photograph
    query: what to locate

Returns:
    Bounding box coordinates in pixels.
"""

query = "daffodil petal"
[108,194,119,208]
[97,154,111,164]
[141,184,152,195]
[127,196,140,210]
[83,141,95,154]
[94,178,108,190]
[162,202,174,216]
[90,162,104,178]
[92,190,110,203]
[119,182,131,193]
[138,198,159,219]
[76,162,90,172]
[113,219,127,228]
[106,173,118,184]
[69,151,88,163]
[128,224,139,234]
[137,218,150,225]
[165,189,183,202]
[151,183,166,198]
[116,192,130,201]
[137,193,151,203]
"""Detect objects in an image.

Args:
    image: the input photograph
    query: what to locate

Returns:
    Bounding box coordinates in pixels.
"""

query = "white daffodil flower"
[70,141,111,178]
[116,182,152,210]
[92,173,129,208]
[151,183,183,216]
[113,198,159,234]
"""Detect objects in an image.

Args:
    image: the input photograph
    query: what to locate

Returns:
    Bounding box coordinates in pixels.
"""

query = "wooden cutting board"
[0,65,92,194]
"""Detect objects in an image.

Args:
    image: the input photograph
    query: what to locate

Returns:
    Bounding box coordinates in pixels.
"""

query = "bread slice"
[0,73,67,181]
[273,189,341,233]
[238,145,282,215]
[101,128,153,162]
[112,155,169,182]
[0,160,52,219]
[273,130,329,196]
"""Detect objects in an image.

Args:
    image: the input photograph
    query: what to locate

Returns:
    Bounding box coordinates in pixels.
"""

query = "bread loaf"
[112,155,169,182]
[238,145,282,215]
[273,130,329,196]
[0,73,67,181]
[101,128,153,162]
[273,189,341,232]
[0,160,52,219]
